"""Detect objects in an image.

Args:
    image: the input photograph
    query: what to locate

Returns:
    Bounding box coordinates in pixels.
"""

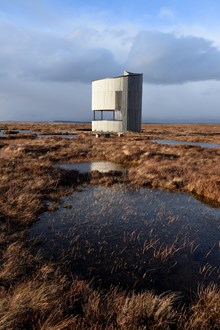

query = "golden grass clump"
[184,284,220,330]
[174,285,220,330]
[0,271,69,330]
[117,291,178,329]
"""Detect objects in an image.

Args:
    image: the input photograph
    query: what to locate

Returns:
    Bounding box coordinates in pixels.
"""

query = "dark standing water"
[153,139,220,148]
[30,184,220,296]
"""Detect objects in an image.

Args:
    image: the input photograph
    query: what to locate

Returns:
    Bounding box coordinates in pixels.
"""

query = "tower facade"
[92,71,143,132]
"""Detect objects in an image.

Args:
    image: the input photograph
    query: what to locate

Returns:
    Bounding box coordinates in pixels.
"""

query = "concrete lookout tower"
[92,71,143,132]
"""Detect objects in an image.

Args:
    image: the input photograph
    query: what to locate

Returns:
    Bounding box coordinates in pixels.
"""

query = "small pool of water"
[30,185,220,295]
[0,130,77,139]
[39,134,77,139]
[0,130,7,137]
[153,139,220,148]
[58,161,126,173]
[18,129,36,134]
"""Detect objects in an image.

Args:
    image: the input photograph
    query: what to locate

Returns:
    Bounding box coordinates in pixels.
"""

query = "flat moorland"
[0,122,219,329]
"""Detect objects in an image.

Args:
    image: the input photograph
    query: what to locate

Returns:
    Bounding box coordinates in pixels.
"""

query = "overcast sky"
[1,0,220,123]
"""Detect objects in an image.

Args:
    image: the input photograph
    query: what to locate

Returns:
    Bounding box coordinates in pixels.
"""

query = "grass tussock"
[0,268,219,329]
[117,291,178,329]
[0,241,40,286]
[190,284,220,329]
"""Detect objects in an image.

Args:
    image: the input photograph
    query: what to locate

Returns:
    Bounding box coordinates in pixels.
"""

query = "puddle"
[39,134,77,139]
[17,129,35,134]
[0,130,77,139]
[0,130,6,137]
[0,130,39,137]
[58,161,126,173]
[153,139,220,148]
[30,185,220,295]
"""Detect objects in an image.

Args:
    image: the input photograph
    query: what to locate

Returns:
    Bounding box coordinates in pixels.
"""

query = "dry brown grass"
[0,122,219,329]
[179,284,220,330]
[0,241,40,286]
[142,123,220,144]
[0,267,219,329]
[117,291,178,329]
[128,144,220,203]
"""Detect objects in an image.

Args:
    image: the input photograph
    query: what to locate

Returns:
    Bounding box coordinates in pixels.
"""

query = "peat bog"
[0,122,220,329]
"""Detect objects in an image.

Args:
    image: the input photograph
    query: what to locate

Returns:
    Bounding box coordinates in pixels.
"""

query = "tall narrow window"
[115,91,122,111]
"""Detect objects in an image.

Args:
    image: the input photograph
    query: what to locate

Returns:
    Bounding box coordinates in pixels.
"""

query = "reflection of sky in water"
[0,129,38,136]
[39,134,77,139]
[58,161,126,173]
[0,130,76,139]
[153,139,220,148]
[17,130,34,133]
[30,185,220,294]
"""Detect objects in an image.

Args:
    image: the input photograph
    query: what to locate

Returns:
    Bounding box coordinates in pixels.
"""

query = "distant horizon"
[1,119,220,125]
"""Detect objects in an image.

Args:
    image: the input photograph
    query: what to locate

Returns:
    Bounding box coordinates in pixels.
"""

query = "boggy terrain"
[0,122,219,329]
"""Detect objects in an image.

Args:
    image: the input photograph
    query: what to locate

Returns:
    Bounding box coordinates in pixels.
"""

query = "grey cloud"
[0,22,68,74]
[0,71,7,79]
[2,20,220,85]
[0,21,121,83]
[142,81,220,123]
[1,16,220,123]
[0,78,91,121]
[29,48,121,83]
[126,31,220,84]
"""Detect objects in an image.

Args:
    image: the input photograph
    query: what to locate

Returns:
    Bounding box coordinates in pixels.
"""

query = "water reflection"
[0,130,77,139]
[39,134,77,139]
[17,129,35,134]
[58,161,126,173]
[30,185,220,296]
[0,130,6,137]
[153,139,220,148]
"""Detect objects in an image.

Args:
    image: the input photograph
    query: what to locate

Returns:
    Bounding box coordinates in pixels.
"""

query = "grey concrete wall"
[92,77,124,111]
[92,71,143,132]
[92,120,123,132]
